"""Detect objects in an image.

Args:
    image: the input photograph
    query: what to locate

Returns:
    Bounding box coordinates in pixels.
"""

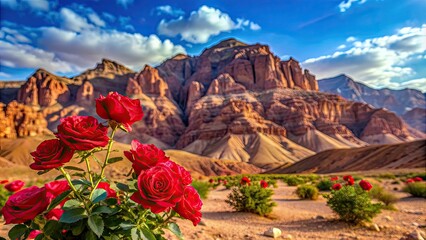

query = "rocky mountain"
[318,75,426,132]
[269,140,426,174]
[0,38,424,171]
[402,108,426,133]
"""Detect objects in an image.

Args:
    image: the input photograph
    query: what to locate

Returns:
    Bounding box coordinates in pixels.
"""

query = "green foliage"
[285,176,305,186]
[0,185,11,215]
[316,179,333,191]
[403,182,426,198]
[368,185,398,209]
[325,186,382,224]
[377,173,396,180]
[191,180,210,199]
[225,184,276,216]
[296,185,319,200]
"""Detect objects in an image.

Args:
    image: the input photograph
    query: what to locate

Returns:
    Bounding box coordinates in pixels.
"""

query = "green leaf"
[43,220,62,238]
[140,228,156,240]
[60,207,87,223]
[88,215,104,238]
[92,205,115,215]
[105,197,118,205]
[34,234,45,240]
[131,228,139,240]
[119,222,136,230]
[91,188,107,203]
[45,190,72,213]
[168,222,183,240]
[62,199,81,210]
[72,179,92,187]
[64,166,85,171]
[37,169,51,175]
[54,175,65,180]
[115,182,129,192]
[72,172,87,178]
[85,230,97,240]
[8,224,28,240]
[107,157,123,164]
[71,220,85,236]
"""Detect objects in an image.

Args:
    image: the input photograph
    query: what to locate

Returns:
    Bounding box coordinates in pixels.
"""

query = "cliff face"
[0,39,423,169]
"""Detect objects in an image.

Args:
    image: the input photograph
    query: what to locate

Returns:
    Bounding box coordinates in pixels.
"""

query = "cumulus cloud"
[338,0,367,12]
[153,5,185,17]
[158,5,261,43]
[87,12,106,27]
[346,36,356,42]
[0,27,31,43]
[303,24,426,91]
[59,8,94,32]
[0,0,50,11]
[337,44,346,49]
[398,78,426,92]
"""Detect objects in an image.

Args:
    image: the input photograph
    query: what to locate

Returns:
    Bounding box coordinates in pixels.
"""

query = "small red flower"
[343,175,352,181]
[28,230,42,239]
[332,183,342,190]
[359,180,373,191]
[223,180,227,185]
[208,179,214,183]
[406,178,415,184]
[4,180,24,192]
[260,180,268,188]
[0,180,8,184]
[330,176,338,181]
[240,177,251,185]
[414,177,423,182]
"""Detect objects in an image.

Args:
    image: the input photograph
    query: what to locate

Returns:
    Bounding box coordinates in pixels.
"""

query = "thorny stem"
[84,156,94,187]
[59,167,90,212]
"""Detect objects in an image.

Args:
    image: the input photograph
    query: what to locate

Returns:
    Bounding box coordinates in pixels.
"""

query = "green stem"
[59,167,89,211]
[89,127,117,200]
[84,156,94,187]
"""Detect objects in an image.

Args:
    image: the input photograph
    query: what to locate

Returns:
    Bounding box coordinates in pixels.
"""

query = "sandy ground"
[169,182,426,240]
[1,182,425,239]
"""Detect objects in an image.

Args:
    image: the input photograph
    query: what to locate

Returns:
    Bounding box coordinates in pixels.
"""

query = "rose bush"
[2,92,202,240]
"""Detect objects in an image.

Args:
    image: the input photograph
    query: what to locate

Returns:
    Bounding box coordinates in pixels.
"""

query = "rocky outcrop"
[206,73,246,95]
[76,81,94,107]
[17,69,70,107]
[128,65,171,98]
[72,58,134,83]
[0,101,50,138]
[402,108,426,133]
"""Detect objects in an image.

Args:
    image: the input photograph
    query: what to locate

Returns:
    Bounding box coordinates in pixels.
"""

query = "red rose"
[96,92,143,131]
[223,180,227,185]
[2,186,49,224]
[330,176,338,181]
[343,175,352,181]
[359,180,372,191]
[332,183,342,190]
[29,230,42,239]
[240,177,251,185]
[5,180,24,192]
[30,139,74,170]
[343,175,354,186]
[208,179,214,183]
[45,208,63,221]
[130,162,184,213]
[170,161,192,185]
[56,116,109,151]
[260,180,268,188]
[174,186,202,226]
[414,177,423,182]
[0,180,8,184]
[124,140,169,174]
[45,180,70,202]
[406,178,415,184]
[97,182,118,199]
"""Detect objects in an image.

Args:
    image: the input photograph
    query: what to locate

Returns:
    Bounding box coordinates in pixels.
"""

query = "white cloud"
[116,0,133,8]
[338,0,367,12]
[0,72,12,78]
[0,27,31,43]
[59,8,94,32]
[154,5,185,17]
[303,24,426,91]
[398,78,426,92]
[337,44,346,49]
[158,5,260,43]
[88,13,106,27]
[346,36,356,42]
[1,0,49,11]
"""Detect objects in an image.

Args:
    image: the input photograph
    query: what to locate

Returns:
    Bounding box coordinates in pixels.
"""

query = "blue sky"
[0,0,425,91]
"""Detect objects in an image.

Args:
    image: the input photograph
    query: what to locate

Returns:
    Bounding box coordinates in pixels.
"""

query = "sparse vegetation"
[316,179,333,191]
[192,180,210,199]
[285,176,305,186]
[226,183,276,216]
[368,185,398,210]
[403,182,426,198]
[296,185,319,200]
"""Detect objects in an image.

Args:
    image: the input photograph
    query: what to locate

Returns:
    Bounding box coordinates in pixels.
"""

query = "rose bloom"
[2,186,49,224]
[96,92,143,131]
[130,162,185,213]
[30,139,74,170]
[124,140,169,174]
[97,182,118,199]
[56,116,109,151]
[174,186,203,226]
[4,180,25,192]
[260,180,268,188]
[332,183,342,190]
[346,178,355,186]
[406,178,415,184]
[208,179,214,183]
[45,208,64,221]
[359,180,373,191]
[240,177,251,185]
[330,176,339,181]
[28,230,43,239]
[0,180,9,184]
[343,175,352,181]
[45,180,70,202]
[414,177,423,182]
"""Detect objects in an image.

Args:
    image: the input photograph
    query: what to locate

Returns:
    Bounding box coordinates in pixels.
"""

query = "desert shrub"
[378,173,396,180]
[325,185,382,224]
[403,182,426,198]
[191,180,210,199]
[296,185,319,200]
[225,184,276,216]
[285,176,305,186]
[316,179,333,191]
[368,185,398,209]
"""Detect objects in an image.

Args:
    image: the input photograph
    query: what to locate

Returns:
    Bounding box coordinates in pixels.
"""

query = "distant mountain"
[268,140,426,174]
[318,74,425,115]
[0,39,424,171]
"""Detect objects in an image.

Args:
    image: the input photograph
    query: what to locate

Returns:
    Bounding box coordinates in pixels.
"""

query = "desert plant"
[368,185,398,209]
[325,185,382,224]
[226,184,276,216]
[316,179,333,191]
[296,185,319,200]
[285,176,305,186]
[403,182,426,198]
[191,180,210,199]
